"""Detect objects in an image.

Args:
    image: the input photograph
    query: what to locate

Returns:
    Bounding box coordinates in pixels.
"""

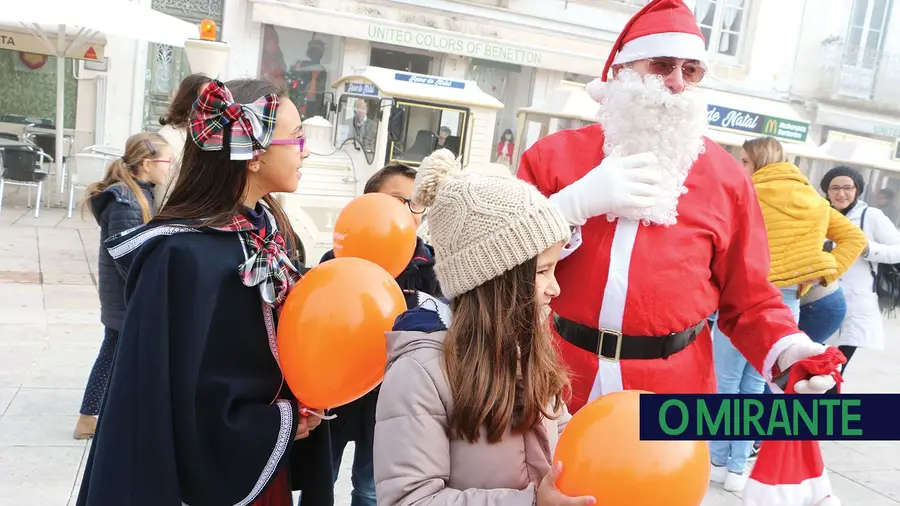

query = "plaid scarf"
[211,213,300,308]
[190,80,279,160]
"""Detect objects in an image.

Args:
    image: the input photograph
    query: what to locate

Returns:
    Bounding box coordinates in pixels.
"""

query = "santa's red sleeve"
[516,143,553,196]
[711,174,808,381]
[516,143,583,258]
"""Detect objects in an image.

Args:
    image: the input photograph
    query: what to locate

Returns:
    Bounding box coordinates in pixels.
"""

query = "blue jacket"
[89,180,155,330]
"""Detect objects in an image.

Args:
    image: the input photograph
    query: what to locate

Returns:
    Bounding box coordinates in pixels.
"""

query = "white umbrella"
[1,0,199,193]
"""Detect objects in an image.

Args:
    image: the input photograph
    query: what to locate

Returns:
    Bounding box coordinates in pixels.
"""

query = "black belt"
[553,314,705,361]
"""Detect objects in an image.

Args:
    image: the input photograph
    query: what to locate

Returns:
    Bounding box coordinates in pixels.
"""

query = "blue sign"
[706,104,810,143]
[394,72,465,89]
[344,82,378,96]
[706,104,762,134]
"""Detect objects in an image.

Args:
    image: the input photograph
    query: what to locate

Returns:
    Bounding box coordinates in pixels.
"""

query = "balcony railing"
[817,42,900,109]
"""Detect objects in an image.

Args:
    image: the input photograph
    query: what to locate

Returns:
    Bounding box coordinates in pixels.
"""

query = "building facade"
[790,0,900,206]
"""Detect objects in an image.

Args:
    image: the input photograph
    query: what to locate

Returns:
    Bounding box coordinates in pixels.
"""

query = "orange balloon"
[555,390,709,505]
[333,193,418,279]
[277,257,406,410]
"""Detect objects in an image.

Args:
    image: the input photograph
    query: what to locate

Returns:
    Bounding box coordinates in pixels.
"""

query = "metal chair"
[0,132,21,141]
[82,144,124,158]
[23,125,74,193]
[67,153,113,219]
[0,147,52,218]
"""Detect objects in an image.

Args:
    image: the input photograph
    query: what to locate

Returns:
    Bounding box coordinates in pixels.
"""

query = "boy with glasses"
[321,162,440,506]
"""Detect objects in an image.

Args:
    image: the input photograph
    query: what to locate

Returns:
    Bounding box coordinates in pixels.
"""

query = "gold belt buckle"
[598,328,623,362]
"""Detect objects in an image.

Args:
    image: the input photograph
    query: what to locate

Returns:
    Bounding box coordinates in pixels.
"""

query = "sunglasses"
[269,136,306,152]
[646,58,707,84]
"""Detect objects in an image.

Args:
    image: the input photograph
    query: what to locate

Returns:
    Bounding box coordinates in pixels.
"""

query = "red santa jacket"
[518,125,802,405]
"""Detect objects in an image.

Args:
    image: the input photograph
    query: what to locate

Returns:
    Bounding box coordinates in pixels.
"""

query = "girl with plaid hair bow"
[77,79,334,506]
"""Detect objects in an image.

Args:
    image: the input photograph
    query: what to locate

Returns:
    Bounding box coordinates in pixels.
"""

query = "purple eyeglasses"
[269,136,306,152]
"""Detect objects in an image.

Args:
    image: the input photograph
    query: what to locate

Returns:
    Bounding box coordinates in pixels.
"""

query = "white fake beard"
[597,69,709,226]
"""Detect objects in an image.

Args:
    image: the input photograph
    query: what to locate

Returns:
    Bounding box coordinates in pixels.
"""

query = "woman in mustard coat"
[709,136,867,491]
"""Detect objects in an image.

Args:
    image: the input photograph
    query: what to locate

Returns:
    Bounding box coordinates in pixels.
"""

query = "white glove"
[776,341,839,394]
[549,152,662,226]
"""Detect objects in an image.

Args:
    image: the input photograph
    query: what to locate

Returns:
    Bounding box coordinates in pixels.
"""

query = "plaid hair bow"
[213,214,301,307]
[190,80,279,161]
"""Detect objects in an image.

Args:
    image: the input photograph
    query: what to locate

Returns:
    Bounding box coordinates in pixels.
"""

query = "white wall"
[790,0,854,98]
[223,0,263,79]
[100,36,143,149]
[741,0,806,93]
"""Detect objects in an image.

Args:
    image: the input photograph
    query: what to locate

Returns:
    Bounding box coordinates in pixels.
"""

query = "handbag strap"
[861,207,878,291]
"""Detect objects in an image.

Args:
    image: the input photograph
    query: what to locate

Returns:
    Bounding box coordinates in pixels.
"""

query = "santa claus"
[517,0,838,413]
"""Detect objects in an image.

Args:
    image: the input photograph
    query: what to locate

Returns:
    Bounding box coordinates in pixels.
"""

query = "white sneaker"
[710,464,728,484]
[724,471,748,492]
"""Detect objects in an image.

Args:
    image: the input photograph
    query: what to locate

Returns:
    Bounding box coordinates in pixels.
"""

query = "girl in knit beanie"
[373,150,595,506]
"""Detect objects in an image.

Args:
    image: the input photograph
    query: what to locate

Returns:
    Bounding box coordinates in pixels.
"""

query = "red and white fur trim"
[744,472,838,506]
[586,78,606,103]
[586,218,640,401]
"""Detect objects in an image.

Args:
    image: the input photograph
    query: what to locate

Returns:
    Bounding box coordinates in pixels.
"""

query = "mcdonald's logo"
[764,119,779,134]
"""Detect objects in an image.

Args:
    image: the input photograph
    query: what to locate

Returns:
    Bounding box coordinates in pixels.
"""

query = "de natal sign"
[707,104,809,143]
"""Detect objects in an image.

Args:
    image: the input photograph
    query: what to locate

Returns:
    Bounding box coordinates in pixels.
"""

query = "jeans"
[799,287,847,345]
[330,389,377,506]
[710,287,800,473]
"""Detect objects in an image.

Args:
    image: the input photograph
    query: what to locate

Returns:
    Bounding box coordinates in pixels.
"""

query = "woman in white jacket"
[822,166,900,374]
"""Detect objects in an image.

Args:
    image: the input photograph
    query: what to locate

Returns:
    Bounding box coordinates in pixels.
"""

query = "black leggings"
[826,345,857,394]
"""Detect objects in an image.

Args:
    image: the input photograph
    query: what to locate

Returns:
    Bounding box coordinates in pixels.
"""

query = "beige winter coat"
[374,327,571,506]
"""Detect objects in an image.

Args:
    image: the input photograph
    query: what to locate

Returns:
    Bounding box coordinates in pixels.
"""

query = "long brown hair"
[85,132,168,223]
[159,73,212,128]
[743,136,787,172]
[443,257,569,444]
[154,78,301,261]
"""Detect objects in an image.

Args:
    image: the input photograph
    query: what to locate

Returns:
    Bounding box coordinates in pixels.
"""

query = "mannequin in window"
[285,38,328,119]
[352,98,377,154]
[495,129,515,169]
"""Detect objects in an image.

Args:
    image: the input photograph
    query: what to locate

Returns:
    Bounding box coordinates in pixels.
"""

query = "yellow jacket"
[752,162,867,289]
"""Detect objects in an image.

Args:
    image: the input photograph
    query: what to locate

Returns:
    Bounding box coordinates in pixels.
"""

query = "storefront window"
[334,94,381,164]
[370,45,439,74]
[261,26,343,120]
[467,59,535,164]
[386,100,469,166]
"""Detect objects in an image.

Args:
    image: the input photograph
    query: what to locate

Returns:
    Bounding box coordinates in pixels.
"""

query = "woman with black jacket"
[74,132,172,439]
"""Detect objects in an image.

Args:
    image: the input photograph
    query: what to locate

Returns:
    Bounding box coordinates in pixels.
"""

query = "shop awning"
[821,138,900,174]
[2,0,197,48]
[0,24,106,61]
[815,103,900,139]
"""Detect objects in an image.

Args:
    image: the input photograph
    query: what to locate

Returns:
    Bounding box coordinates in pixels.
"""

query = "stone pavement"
[0,194,898,505]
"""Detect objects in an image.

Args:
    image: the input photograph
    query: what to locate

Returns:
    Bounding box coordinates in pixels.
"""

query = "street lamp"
[184,19,229,78]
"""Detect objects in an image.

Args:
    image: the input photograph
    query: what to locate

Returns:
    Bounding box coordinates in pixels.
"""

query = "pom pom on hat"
[585,78,606,103]
[415,149,572,299]
[414,148,460,208]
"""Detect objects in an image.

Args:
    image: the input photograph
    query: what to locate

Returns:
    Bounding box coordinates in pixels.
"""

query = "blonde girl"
[74,132,172,439]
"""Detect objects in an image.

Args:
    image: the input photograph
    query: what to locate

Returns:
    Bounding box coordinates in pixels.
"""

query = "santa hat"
[743,346,847,506]
[744,441,838,506]
[585,0,707,101]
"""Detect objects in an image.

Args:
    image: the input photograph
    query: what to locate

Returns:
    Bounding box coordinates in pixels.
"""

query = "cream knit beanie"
[414,149,571,299]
